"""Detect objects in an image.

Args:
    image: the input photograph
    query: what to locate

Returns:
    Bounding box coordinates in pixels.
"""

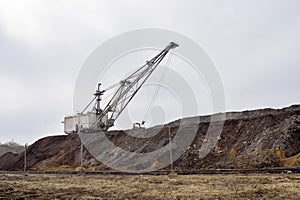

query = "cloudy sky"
[0,0,299,144]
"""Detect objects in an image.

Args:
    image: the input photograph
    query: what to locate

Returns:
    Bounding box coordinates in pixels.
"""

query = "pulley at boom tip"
[166,42,179,50]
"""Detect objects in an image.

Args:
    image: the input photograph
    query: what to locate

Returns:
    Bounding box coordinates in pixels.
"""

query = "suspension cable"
[142,51,174,124]
[81,96,97,114]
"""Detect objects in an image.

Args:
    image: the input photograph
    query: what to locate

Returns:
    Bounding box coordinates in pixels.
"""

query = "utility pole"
[24,143,28,174]
[80,141,83,172]
[77,113,83,173]
[168,127,174,172]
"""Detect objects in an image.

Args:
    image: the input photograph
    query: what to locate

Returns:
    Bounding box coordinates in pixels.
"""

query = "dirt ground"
[0,173,300,199]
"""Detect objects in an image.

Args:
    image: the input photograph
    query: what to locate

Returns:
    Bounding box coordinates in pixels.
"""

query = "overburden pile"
[0,105,299,171]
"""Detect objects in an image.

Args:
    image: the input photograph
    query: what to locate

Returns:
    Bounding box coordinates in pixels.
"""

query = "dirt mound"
[0,135,82,170]
[0,142,23,157]
[0,105,299,171]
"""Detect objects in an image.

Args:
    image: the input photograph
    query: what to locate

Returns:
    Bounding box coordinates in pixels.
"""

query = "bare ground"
[0,173,300,199]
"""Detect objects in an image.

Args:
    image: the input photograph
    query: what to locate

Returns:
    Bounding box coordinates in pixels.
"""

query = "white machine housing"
[63,112,108,134]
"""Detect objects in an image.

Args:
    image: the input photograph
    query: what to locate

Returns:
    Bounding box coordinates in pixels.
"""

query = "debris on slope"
[0,105,299,171]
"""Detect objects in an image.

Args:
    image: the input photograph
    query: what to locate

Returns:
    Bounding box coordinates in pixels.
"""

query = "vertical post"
[77,113,83,173]
[24,143,28,173]
[80,141,83,172]
[168,127,174,172]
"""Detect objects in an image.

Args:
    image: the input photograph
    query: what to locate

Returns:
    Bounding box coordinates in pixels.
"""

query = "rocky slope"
[0,105,299,171]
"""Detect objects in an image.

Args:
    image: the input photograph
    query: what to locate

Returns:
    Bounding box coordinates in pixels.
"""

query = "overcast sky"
[0,0,299,144]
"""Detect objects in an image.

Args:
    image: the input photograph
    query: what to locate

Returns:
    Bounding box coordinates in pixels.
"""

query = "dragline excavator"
[63,42,179,134]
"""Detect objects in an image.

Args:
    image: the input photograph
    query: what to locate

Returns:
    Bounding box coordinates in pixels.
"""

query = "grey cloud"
[0,0,299,144]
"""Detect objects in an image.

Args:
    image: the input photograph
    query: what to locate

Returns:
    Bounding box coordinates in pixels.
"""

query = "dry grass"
[0,173,300,199]
[281,152,300,167]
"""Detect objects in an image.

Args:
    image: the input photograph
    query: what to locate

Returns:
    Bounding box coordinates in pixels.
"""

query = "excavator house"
[63,42,179,134]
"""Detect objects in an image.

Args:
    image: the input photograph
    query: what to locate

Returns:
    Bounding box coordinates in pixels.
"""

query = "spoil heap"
[0,105,299,171]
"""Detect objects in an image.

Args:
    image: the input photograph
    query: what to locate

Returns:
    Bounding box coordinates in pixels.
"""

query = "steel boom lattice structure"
[90,42,179,131]
[63,42,179,134]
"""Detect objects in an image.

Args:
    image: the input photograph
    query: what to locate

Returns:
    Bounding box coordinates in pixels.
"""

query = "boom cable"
[142,51,174,125]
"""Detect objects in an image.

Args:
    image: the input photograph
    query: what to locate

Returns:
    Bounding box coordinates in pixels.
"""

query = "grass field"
[1,173,300,199]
